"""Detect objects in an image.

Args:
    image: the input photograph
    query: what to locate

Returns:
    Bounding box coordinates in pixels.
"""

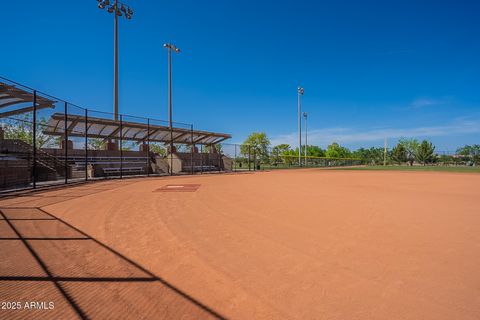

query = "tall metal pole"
[168,49,172,132]
[168,48,173,174]
[168,49,173,175]
[97,1,134,117]
[164,43,180,175]
[297,86,304,166]
[114,0,119,121]
[298,91,301,166]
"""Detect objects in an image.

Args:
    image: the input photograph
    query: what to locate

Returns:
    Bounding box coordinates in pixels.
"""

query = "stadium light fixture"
[97,0,134,121]
[298,86,304,166]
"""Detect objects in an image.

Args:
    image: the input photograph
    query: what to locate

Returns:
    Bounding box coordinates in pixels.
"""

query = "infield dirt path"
[1,170,479,319]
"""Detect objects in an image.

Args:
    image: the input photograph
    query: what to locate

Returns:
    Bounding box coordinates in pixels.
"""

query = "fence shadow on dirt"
[0,185,225,320]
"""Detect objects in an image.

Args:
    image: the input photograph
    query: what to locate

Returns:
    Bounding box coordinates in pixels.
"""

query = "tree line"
[240,132,479,166]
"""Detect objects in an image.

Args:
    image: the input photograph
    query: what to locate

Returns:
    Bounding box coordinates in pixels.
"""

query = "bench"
[75,161,146,170]
[183,165,218,172]
[103,167,144,175]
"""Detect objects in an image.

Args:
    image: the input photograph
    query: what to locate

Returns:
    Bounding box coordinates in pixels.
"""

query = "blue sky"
[2,0,479,151]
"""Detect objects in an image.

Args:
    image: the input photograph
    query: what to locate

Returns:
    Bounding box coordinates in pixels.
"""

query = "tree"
[203,144,223,153]
[352,147,385,165]
[149,143,166,156]
[272,144,290,155]
[438,154,454,166]
[325,142,351,158]
[398,138,419,166]
[456,144,480,166]
[240,132,270,162]
[286,148,298,164]
[87,138,106,150]
[415,140,435,165]
[4,114,55,148]
[471,145,480,165]
[457,145,475,156]
[271,144,291,164]
[305,145,325,158]
[120,141,135,151]
[390,143,408,165]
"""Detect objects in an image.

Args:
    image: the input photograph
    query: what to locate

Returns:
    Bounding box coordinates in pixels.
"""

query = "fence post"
[234,144,237,172]
[169,124,173,176]
[190,124,194,175]
[147,118,150,177]
[32,90,37,189]
[85,109,88,181]
[120,114,123,179]
[218,145,221,172]
[248,145,251,171]
[64,102,68,184]
[201,144,204,174]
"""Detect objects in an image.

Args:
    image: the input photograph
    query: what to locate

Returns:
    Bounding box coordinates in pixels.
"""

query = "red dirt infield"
[1,169,479,319]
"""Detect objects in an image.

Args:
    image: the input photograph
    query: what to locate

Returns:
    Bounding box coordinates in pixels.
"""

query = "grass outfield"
[334,165,480,173]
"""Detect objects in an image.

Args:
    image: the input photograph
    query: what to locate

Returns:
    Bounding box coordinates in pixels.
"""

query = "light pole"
[303,112,308,166]
[97,0,133,121]
[163,43,180,131]
[297,86,304,166]
[163,43,180,174]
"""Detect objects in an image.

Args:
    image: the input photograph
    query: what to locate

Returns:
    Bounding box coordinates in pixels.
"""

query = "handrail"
[0,139,69,175]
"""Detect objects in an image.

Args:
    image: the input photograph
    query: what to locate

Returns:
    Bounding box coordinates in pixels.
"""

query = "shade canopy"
[43,113,231,145]
[0,82,55,118]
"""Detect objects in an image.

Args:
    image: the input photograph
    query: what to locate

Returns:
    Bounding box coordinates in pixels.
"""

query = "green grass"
[333,165,480,173]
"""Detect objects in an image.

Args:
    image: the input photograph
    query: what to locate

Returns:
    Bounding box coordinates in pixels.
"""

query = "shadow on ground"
[0,182,225,320]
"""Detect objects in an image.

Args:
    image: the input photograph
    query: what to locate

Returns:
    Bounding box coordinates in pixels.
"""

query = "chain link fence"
[218,143,363,171]
[1,77,367,194]
[0,77,228,192]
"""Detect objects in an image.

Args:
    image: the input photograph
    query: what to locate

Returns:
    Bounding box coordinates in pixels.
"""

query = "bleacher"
[1,135,233,190]
[42,148,153,178]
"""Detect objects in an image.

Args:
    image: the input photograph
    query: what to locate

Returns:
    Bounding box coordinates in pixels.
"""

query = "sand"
[1,169,479,319]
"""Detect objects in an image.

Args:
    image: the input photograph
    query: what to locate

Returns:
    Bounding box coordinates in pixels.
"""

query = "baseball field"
[1,169,479,319]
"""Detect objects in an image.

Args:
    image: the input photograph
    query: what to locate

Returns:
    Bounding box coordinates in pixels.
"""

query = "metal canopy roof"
[0,82,55,118]
[44,113,231,145]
